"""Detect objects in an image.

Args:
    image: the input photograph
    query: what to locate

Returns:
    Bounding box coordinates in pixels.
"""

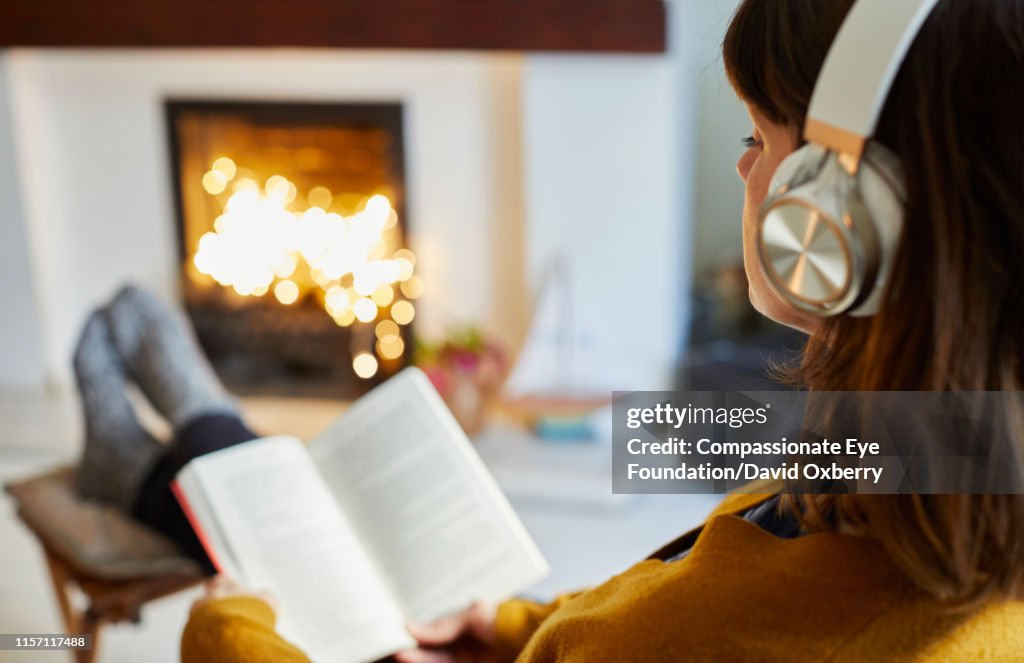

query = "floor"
[0,389,720,663]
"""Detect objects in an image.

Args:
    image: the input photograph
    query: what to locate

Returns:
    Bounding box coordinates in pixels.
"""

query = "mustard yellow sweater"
[181,494,1024,662]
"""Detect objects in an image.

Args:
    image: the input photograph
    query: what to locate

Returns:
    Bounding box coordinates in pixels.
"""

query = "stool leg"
[44,552,103,663]
[44,552,80,631]
[76,613,102,663]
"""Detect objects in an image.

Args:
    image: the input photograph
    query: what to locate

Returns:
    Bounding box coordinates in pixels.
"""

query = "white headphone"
[756,0,941,317]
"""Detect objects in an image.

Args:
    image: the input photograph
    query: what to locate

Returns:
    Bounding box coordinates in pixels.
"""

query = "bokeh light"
[333,309,356,327]
[391,300,415,325]
[212,157,237,180]
[371,284,395,307]
[274,279,299,305]
[377,335,405,360]
[353,297,377,323]
[307,185,333,209]
[353,352,379,378]
[202,170,228,195]
[193,161,417,368]
[375,319,400,340]
[400,275,424,299]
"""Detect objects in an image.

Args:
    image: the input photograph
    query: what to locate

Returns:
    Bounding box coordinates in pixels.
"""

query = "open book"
[172,367,549,663]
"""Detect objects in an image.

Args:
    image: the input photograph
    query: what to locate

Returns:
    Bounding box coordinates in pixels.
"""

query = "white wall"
[678,0,750,274]
[1,1,747,392]
[517,0,727,391]
[0,54,47,390]
[521,52,689,391]
[4,50,525,387]
[512,0,751,392]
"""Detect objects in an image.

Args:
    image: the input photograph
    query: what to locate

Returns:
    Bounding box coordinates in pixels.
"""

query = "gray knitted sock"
[106,285,238,430]
[73,311,164,510]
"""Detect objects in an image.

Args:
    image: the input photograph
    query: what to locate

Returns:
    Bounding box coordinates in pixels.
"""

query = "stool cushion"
[5,467,202,581]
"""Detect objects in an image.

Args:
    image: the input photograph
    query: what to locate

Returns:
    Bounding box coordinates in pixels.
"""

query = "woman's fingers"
[462,602,497,644]
[190,575,277,615]
[394,649,456,663]
[205,574,245,597]
[407,611,469,646]
[401,603,500,663]
[406,602,498,647]
[254,590,279,615]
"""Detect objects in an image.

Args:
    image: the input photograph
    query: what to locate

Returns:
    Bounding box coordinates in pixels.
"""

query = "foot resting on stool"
[106,285,238,430]
[73,311,163,510]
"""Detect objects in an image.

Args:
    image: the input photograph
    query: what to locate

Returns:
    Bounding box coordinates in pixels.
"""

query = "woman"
[182,0,1024,660]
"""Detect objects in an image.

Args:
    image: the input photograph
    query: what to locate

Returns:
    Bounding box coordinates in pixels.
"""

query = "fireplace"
[165,100,416,398]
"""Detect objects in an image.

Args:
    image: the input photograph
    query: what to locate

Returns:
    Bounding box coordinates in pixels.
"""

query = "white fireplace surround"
[0,1,749,395]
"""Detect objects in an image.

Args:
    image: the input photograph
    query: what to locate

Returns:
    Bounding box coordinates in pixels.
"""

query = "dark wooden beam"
[0,1,666,52]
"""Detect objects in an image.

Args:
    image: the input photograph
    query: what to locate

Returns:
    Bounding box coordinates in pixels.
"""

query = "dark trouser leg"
[131,413,259,574]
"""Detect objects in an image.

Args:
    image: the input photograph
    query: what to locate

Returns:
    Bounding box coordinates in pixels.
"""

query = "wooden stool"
[6,468,204,663]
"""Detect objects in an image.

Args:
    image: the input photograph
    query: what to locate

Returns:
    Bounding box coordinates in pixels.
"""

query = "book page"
[172,470,243,579]
[310,369,549,623]
[183,436,415,663]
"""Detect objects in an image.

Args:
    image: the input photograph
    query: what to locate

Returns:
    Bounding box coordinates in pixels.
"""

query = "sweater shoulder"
[519,514,908,662]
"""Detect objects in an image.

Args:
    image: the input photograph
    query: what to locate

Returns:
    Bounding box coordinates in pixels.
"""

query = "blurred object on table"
[502,258,611,440]
[501,395,609,442]
[417,326,507,436]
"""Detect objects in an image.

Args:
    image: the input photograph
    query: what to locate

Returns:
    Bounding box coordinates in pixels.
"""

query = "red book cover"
[171,479,225,574]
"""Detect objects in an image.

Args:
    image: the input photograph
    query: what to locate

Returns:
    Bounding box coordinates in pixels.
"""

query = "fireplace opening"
[165,100,416,398]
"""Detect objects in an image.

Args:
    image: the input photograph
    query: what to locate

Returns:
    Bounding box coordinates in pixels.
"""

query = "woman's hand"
[396,602,499,663]
[189,575,278,616]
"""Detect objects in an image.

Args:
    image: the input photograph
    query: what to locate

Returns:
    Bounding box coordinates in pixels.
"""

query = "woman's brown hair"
[724,0,1024,605]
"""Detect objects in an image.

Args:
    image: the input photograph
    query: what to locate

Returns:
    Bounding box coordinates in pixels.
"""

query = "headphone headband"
[805,0,941,159]
[757,0,933,317]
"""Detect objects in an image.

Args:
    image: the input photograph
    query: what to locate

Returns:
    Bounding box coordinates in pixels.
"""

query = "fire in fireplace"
[165,100,417,398]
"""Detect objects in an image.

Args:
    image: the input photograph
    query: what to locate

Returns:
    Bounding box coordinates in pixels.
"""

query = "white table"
[473,424,723,600]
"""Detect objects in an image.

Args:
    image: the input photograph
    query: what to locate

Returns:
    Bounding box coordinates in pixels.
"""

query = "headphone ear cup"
[756,143,849,315]
[845,141,906,316]
[756,141,906,317]
[766,143,827,197]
